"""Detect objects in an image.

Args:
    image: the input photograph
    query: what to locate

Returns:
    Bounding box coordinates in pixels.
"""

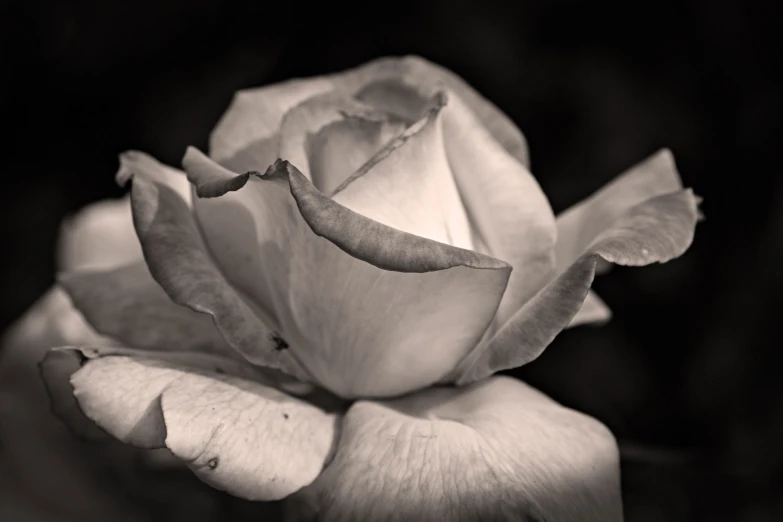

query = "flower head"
[10,56,699,520]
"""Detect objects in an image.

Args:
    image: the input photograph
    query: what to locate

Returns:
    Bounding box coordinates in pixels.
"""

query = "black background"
[1,0,782,520]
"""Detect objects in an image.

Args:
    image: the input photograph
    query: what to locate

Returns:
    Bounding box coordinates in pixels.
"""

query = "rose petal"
[555,149,683,273]
[277,91,407,195]
[183,151,510,398]
[40,347,337,501]
[344,73,556,326]
[57,196,143,272]
[291,376,622,522]
[568,290,612,328]
[127,171,310,381]
[209,56,530,171]
[59,262,231,354]
[331,93,474,251]
[116,149,193,206]
[441,89,557,326]
[330,55,532,167]
[453,189,700,384]
[209,78,334,172]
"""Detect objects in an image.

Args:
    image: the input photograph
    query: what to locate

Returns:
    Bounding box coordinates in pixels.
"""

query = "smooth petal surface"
[289,376,622,522]
[555,149,683,272]
[453,189,700,384]
[209,77,334,172]
[184,152,510,398]
[128,171,310,380]
[332,93,474,251]
[40,347,337,501]
[277,91,407,195]
[330,60,556,325]
[210,55,530,170]
[59,262,230,354]
[57,196,142,272]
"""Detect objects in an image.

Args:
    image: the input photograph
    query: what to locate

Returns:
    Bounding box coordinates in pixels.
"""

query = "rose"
[0,56,700,521]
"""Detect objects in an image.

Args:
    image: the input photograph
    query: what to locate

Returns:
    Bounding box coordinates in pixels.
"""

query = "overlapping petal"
[183,148,510,398]
[40,347,337,500]
[288,376,622,522]
[210,55,530,171]
[453,188,700,384]
[59,263,230,354]
[208,56,555,329]
[330,60,558,326]
[126,169,310,380]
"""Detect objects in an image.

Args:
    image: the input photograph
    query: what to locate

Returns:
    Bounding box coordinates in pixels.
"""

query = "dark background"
[1,0,781,520]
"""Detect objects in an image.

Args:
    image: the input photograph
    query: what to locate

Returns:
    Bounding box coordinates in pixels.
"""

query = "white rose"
[1,56,700,521]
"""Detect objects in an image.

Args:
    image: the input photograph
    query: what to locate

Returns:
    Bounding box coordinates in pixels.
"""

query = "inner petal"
[332,94,474,251]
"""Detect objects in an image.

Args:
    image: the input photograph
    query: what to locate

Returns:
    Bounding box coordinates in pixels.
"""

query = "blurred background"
[0,0,781,520]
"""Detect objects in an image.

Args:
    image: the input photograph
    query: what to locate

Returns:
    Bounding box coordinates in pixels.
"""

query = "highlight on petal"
[336,62,557,326]
[209,56,530,171]
[453,189,701,384]
[277,91,407,195]
[292,376,622,522]
[331,92,475,251]
[40,347,337,501]
[184,151,510,398]
[127,170,311,381]
[57,196,142,272]
[59,262,230,354]
[329,55,531,167]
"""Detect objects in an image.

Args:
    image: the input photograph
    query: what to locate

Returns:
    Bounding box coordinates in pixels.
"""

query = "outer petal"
[126,169,310,381]
[209,77,334,172]
[555,149,683,273]
[452,189,700,384]
[40,347,337,501]
[287,376,622,522]
[57,196,143,272]
[184,151,510,399]
[59,262,230,354]
[557,150,684,328]
[209,55,530,170]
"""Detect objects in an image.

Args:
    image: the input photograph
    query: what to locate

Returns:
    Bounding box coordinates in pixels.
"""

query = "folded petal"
[290,376,622,522]
[209,56,530,171]
[277,91,407,195]
[332,93,474,251]
[127,170,310,381]
[59,262,230,354]
[453,189,700,384]
[337,67,556,326]
[40,347,337,500]
[184,151,510,398]
[555,149,683,273]
[57,196,142,272]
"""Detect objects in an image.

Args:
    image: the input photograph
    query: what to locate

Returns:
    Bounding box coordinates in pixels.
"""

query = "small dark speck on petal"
[270,332,289,351]
[207,457,219,470]
[215,367,225,375]
[283,413,289,420]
